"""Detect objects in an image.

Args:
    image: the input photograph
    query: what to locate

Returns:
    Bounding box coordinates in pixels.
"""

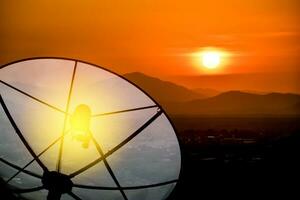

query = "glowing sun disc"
[202,51,221,69]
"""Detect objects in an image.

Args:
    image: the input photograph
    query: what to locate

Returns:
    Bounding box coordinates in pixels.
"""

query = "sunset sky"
[1,0,299,92]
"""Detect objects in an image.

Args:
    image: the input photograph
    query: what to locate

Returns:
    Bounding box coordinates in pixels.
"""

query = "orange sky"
[0,0,299,92]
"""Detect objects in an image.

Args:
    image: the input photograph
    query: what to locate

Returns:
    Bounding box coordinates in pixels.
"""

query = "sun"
[201,51,221,69]
[190,48,229,72]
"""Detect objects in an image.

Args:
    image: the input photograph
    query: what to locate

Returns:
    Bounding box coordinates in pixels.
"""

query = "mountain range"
[124,72,300,116]
[124,72,204,102]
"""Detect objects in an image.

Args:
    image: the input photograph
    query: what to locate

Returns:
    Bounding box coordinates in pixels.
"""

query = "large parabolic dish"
[0,58,181,200]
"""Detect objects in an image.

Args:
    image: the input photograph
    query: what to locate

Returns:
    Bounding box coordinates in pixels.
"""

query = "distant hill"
[167,72,300,95]
[123,73,300,116]
[124,72,204,102]
[192,88,220,97]
[164,91,300,116]
[192,88,271,98]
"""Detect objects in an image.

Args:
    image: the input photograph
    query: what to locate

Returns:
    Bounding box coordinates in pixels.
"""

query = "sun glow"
[69,104,92,149]
[190,48,231,73]
[201,51,221,69]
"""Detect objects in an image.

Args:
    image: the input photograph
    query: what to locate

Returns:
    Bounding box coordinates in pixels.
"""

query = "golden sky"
[0,0,299,91]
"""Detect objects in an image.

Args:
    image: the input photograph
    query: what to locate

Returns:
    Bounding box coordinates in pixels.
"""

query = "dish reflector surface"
[0,58,181,200]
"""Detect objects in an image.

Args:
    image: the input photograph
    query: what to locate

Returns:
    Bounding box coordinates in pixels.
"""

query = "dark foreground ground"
[168,117,300,199]
[2,117,300,199]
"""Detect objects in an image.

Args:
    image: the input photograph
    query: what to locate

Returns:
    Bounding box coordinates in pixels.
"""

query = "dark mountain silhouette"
[168,72,300,94]
[165,91,300,115]
[192,88,221,97]
[123,72,300,116]
[124,72,204,102]
[192,88,270,98]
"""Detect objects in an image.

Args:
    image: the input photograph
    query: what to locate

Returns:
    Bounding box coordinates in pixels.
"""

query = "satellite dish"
[0,58,181,200]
